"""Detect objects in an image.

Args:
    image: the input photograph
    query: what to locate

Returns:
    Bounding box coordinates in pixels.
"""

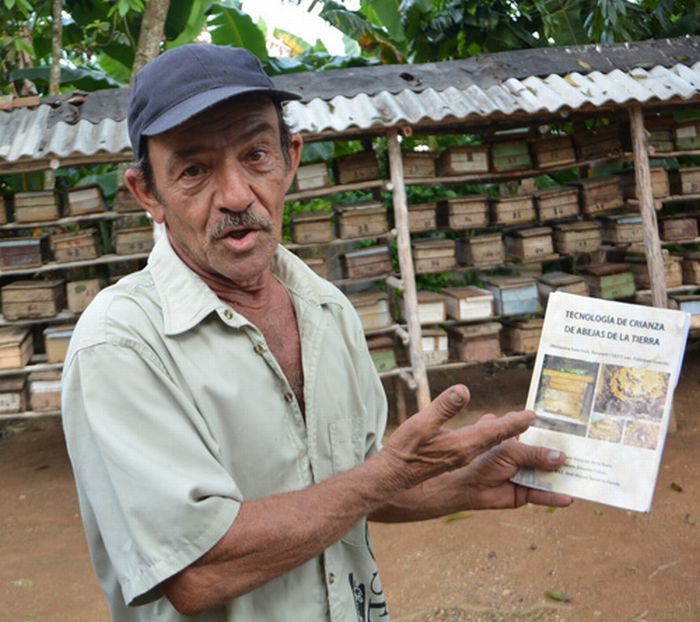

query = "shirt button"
[223,309,233,320]
[254,343,266,355]
[284,392,294,404]
[328,572,336,585]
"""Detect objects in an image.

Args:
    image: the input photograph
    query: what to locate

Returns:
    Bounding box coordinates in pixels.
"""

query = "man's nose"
[214,160,255,211]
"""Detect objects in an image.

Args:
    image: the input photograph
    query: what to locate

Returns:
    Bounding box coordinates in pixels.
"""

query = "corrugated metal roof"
[2,38,700,172]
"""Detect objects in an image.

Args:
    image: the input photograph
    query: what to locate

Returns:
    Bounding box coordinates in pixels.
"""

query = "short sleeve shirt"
[61,235,391,622]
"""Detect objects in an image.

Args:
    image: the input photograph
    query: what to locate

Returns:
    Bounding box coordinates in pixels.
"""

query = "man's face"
[130,96,302,287]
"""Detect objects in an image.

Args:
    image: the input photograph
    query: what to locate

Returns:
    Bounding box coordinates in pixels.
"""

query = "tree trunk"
[49,0,63,95]
[131,0,171,79]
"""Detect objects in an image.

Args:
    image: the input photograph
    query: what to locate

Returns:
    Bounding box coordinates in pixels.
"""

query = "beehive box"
[602,214,644,245]
[342,246,392,279]
[628,257,683,289]
[438,146,489,175]
[644,117,675,153]
[407,202,437,233]
[572,176,624,214]
[447,322,502,363]
[541,368,595,420]
[0,195,9,225]
[333,152,380,184]
[114,187,141,213]
[0,327,32,369]
[659,216,698,241]
[678,166,700,195]
[51,229,99,262]
[0,375,28,414]
[412,239,456,273]
[66,278,104,313]
[43,324,75,363]
[574,125,622,160]
[437,196,489,230]
[553,221,602,255]
[115,226,154,255]
[347,290,391,331]
[491,140,532,172]
[334,202,388,239]
[482,276,539,317]
[582,263,636,299]
[367,335,396,373]
[66,185,106,216]
[441,286,494,321]
[13,191,61,223]
[489,195,536,226]
[620,167,669,199]
[674,120,700,150]
[399,291,446,325]
[1,279,65,320]
[291,212,335,245]
[504,227,554,260]
[456,233,504,267]
[502,318,544,354]
[29,370,62,412]
[682,253,700,284]
[536,272,589,304]
[534,187,579,221]
[295,162,331,191]
[0,236,50,269]
[303,257,329,280]
[668,292,700,329]
[532,135,576,168]
[421,327,449,366]
[402,152,436,178]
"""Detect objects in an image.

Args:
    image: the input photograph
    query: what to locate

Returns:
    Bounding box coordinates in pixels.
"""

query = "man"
[62,45,571,622]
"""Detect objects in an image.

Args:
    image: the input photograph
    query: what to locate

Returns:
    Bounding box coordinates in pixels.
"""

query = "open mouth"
[228,228,254,240]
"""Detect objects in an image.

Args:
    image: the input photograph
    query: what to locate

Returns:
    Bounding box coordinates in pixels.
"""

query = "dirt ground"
[1,350,699,622]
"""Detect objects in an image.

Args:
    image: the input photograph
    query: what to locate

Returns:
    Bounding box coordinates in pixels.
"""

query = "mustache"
[209,208,274,240]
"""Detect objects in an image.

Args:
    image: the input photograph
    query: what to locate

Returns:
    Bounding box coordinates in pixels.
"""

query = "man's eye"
[249,149,267,162]
[182,165,203,178]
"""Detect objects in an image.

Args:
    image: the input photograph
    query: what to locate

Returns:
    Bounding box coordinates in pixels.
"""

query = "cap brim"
[141,85,302,138]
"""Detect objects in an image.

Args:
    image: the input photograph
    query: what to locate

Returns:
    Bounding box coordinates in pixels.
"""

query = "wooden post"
[386,128,431,410]
[628,104,667,308]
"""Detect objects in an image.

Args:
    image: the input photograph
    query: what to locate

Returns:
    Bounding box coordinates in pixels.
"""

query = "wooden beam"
[386,128,431,409]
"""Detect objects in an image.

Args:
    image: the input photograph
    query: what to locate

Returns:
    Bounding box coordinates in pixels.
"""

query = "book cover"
[513,291,691,512]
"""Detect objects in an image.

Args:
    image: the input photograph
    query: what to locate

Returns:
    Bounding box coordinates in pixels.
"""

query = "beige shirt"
[62,235,390,622]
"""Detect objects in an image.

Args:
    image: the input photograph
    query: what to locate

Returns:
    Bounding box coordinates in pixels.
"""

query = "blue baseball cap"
[127,44,301,160]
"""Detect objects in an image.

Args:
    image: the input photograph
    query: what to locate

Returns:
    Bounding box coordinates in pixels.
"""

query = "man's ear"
[124,168,165,224]
[284,133,304,188]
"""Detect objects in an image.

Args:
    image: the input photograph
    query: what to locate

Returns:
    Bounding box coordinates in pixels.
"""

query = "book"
[513,291,691,512]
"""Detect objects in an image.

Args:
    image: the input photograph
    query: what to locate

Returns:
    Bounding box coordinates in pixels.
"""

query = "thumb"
[419,384,471,427]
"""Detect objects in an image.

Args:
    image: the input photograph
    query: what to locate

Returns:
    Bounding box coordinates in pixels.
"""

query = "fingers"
[523,489,574,507]
[420,385,471,427]
[509,443,568,472]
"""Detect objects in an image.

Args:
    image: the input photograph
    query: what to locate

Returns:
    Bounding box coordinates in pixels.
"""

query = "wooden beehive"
[402,151,436,178]
[489,195,536,226]
[436,196,489,230]
[620,167,670,199]
[502,318,544,354]
[482,276,539,317]
[682,253,700,284]
[674,120,700,150]
[66,185,106,216]
[627,257,683,289]
[342,246,392,279]
[447,322,502,363]
[0,195,9,225]
[668,292,700,329]
[504,227,554,260]
[644,117,675,153]
[115,226,154,255]
[421,327,449,366]
[13,191,61,223]
[412,238,456,273]
[456,233,504,267]
[367,335,397,373]
[29,370,62,412]
[291,211,335,245]
[334,202,388,239]
[399,291,446,325]
[43,324,75,363]
[1,279,65,320]
[114,187,141,213]
[347,289,391,331]
[541,368,594,420]
[441,286,494,321]
[407,202,437,233]
[677,166,700,195]
[659,217,698,242]
[536,272,589,304]
[66,278,104,313]
[491,140,532,172]
[295,162,331,191]
[531,135,576,168]
[534,187,579,221]
[581,263,635,299]
[553,221,602,255]
[0,327,32,370]
[0,375,28,414]
[333,152,380,184]
[602,214,644,245]
[574,124,622,160]
[51,229,99,262]
[302,257,329,280]
[438,146,489,175]
[572,176,624,215]
[0,236,50,269]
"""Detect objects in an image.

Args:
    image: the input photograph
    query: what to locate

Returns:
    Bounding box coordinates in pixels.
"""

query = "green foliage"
[209,5,267,58]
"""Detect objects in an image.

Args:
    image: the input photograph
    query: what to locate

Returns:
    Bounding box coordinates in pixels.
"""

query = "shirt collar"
[147,233,338,336]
